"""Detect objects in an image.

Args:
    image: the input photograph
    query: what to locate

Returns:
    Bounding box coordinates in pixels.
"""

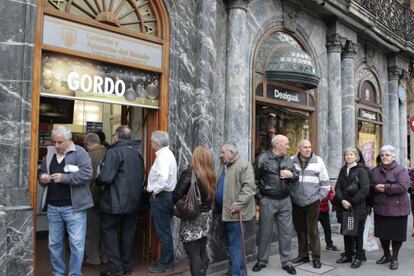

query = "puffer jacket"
[96,140,145,214]
[335,164,370,215]
[173,167,212,213]
[254,150,298,200]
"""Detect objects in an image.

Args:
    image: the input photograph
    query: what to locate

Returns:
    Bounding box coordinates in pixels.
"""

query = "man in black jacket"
[252,135,298,275]
[96,126,145,276]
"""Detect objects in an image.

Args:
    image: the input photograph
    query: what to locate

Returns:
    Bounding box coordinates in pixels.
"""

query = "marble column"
[0,208,6,275]
[399,78,408,166]
[341,40,356,149]
[192,0,217,149]
[388,66,401,152]
[225,0,250,160]
[326,34,343,177]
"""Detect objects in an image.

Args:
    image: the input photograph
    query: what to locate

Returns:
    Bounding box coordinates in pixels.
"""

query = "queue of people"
[38,124,412,276]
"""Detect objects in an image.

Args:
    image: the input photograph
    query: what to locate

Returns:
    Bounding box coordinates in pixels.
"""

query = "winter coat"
[320,186,335,213]
[173,167,212,213]
[291,153,330,207]
[335,163,370,215]
[88,144,107,203]
[38,143,93,212]
[217,154,256,222]
[254,150,299,200]
[96,140,145,214]
[371,161,411,217]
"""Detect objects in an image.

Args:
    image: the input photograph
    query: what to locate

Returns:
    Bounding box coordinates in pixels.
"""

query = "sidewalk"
[212,220,414,276]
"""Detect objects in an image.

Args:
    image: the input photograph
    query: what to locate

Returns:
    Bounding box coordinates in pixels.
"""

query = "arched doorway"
[29,0,170,274]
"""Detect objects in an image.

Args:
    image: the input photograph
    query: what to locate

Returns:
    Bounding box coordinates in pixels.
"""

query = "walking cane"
[239,212,248,276]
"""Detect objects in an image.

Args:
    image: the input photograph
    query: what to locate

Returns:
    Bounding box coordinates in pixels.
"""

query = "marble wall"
[0,0,36,274]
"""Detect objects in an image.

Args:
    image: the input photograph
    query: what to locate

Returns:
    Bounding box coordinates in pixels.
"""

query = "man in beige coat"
[215,142,256,276]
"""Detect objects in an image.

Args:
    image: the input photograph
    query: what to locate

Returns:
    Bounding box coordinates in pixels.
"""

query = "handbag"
[345,176,359,196]
[363,214,379,251]
[341,208,359,236]
[174,171,202,220]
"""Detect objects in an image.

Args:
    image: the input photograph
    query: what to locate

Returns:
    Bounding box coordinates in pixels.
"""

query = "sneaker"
[148,262,174,273]
[326,244,340,251]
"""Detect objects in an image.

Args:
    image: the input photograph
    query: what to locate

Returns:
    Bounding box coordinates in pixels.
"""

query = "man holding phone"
[38,125,93,276]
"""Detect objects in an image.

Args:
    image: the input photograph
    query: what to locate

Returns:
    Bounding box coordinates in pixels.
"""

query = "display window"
[355,67,383,168]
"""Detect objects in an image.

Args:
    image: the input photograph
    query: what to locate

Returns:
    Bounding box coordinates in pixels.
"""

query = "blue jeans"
[224,221,249,276]
[150,192,174,267]
[47,204,87,276]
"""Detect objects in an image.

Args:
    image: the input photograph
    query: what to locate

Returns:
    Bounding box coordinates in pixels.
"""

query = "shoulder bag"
[174,171,202,220]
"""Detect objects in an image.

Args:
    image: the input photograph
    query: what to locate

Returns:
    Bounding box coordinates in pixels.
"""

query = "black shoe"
[282,265,297,275]
[312,260,322,269]
[390,260,399,270]
[292,256,310,264]
[148,262,174,273]
[376,256,392,264]
[326,244,340,251]
[351,259,362,269]
[252,262,266,272]
[336,256,352,264]
[100,270,124,276]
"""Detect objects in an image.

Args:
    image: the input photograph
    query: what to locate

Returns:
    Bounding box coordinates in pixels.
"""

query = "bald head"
[271,135,290,156]
[297,139,312,159]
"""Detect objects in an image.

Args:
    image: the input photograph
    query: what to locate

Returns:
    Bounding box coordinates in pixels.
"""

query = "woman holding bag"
[335,147,370,268]
[173,146,216,276]
[371,145,410,270]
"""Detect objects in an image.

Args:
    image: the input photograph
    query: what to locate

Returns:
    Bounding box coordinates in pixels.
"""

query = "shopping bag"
[363,214,379,251]
[341,209,359,236]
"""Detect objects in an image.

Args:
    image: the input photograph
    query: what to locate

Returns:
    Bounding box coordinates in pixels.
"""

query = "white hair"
[51,125,72,140]
[221,142,238,155]
[151,131,169,147]
[380,145,398,159]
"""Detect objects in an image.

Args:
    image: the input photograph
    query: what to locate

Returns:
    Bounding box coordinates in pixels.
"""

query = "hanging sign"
[41,53,160,109]
[266,85,307,105]
[410,115,414,133]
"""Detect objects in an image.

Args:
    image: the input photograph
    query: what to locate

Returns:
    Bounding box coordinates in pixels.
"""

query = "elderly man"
[253,135,298,275]
[84,133,107,265]
[215,143,256,276]
[290,139,330,269]
[38,125,93,276]
[97,126,145,276]
[147,131,177,273]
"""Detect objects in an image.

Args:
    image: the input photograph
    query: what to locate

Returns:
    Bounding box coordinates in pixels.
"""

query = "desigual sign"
[360,109,377,121]
[266,85,307,105]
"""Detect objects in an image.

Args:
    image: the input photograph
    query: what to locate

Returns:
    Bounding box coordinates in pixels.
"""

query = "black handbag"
[341,208,359,236]
[174,171,202,220]
[345,176,359,196]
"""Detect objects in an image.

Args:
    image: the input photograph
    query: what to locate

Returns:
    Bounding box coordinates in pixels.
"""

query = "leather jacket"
[254,150,299,200]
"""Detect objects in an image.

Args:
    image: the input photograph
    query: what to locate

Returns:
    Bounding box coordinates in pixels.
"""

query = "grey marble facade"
[0,0,36,274]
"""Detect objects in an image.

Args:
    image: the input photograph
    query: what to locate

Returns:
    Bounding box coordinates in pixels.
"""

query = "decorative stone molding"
[388,65,403,80]
[342,40,356,59]
[355,67,381,98]
[326,34,342,52]
[226,0,248,10]
[283,0,298,33]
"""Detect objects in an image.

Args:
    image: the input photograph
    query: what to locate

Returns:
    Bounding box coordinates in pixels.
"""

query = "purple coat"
[371,161,411,217]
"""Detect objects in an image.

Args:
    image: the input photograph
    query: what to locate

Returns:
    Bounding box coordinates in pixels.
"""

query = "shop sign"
[41,53,160,109]
[43,16,162,70]
[409,115,414,133]
[86,122,103,132]
[266,85,306,105]
[399,86,407,103]
[360,109,377,121]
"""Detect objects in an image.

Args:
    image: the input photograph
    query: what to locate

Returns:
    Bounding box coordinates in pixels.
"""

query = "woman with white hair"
[371,145,411,270]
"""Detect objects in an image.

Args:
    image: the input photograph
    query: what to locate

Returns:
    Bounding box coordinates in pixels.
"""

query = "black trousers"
[183,237,208,276]
[318,212,333,245]
[101,211,138,272]
[343,215,366,260]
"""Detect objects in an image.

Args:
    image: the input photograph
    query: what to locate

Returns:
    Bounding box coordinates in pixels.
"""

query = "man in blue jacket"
[38,125,93,276]
[97,125,145,276]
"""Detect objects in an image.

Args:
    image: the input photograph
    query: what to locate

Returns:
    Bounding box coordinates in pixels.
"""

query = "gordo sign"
[67,72,126,96]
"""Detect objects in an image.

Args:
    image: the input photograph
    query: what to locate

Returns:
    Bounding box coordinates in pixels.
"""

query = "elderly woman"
[335,148,370,269]
[371,145,411,270]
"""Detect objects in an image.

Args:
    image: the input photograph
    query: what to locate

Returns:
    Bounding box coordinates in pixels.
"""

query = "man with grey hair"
[97,125,145,276]
[252,135,298,275]
[215,142,256,276]
[147,130,177,273]
[290,139,330,269]
[38,125,93,276]
[84,133,107,265]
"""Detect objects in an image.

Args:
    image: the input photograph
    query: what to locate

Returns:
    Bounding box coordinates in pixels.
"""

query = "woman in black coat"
[335,147,370,269]
[173,146,216,276]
